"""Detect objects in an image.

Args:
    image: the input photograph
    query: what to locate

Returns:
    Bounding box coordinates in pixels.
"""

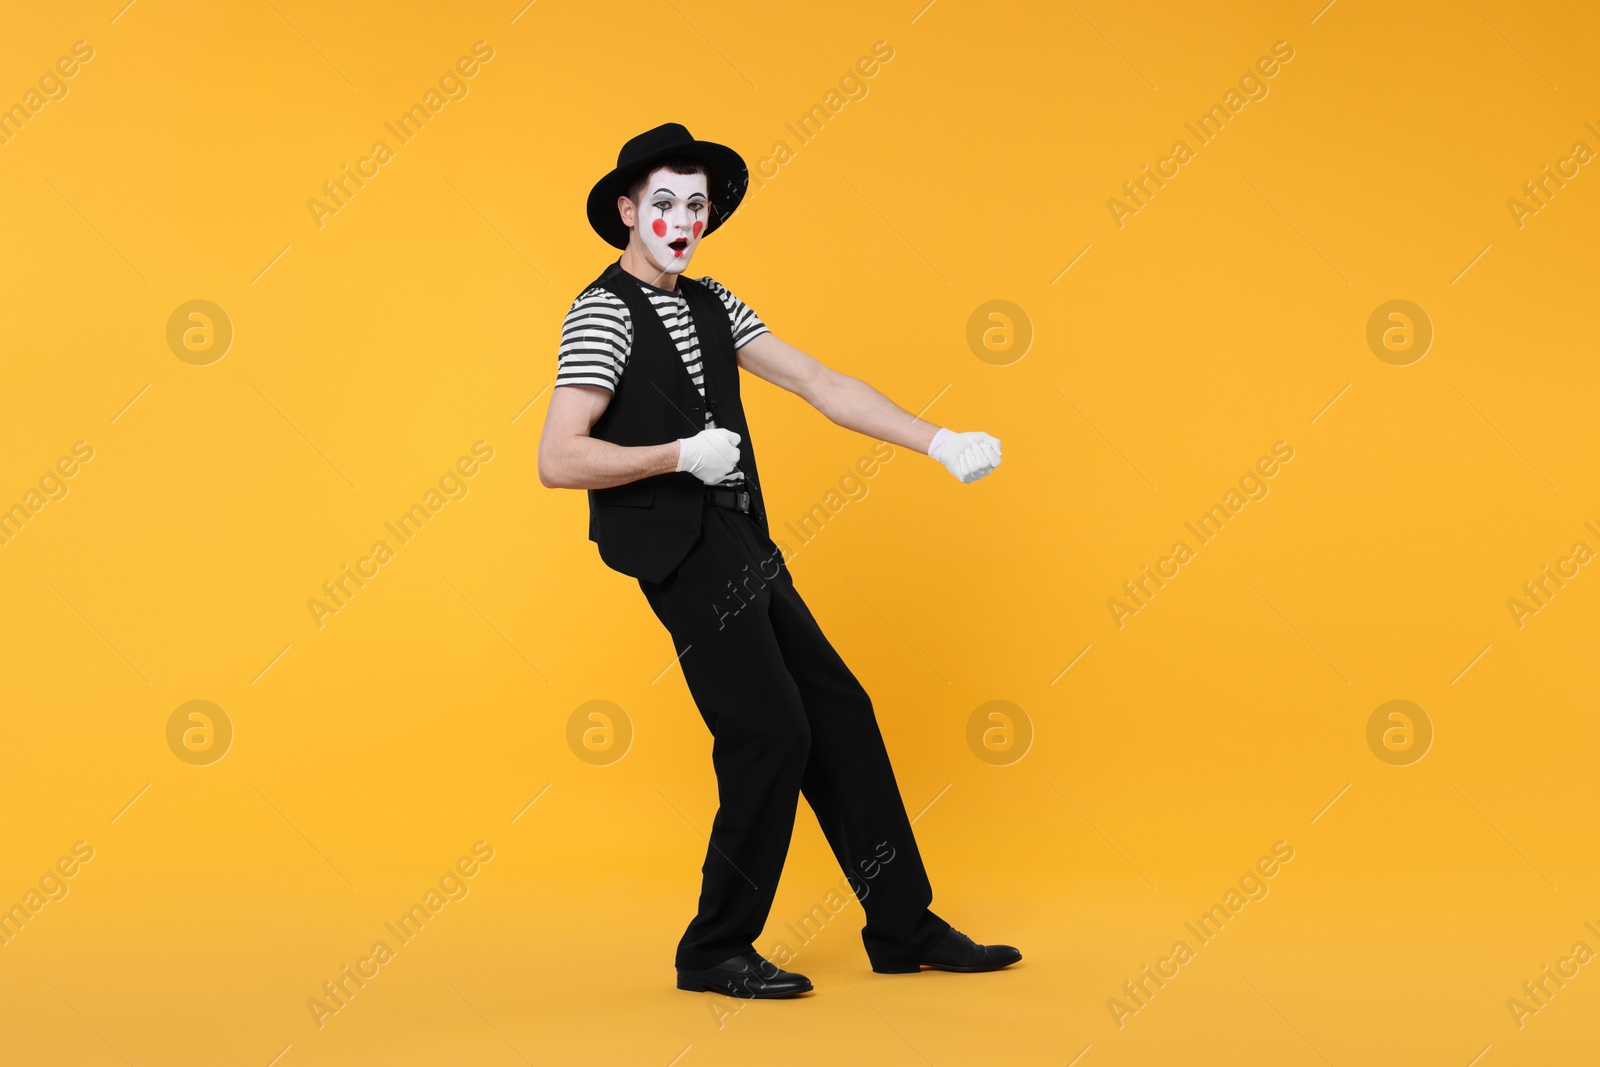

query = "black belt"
[705,486,754,514]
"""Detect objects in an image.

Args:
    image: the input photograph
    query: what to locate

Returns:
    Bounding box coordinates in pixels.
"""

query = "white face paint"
[635,167,710,275]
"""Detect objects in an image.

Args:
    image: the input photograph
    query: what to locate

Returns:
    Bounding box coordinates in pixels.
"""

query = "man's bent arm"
[736,332,939,453]
[538,384,680,490]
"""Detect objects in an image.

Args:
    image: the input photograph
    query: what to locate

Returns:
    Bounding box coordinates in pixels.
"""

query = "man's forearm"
[809,370,940,454]
[540,437,680,490]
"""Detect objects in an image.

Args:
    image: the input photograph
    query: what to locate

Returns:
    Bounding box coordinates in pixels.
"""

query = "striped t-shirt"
[556,272,769,486]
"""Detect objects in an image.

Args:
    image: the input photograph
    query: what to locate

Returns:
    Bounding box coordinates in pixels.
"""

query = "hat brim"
[587,139,748,251]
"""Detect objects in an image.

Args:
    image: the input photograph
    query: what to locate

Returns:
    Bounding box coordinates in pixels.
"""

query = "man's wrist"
[927,426,953,459]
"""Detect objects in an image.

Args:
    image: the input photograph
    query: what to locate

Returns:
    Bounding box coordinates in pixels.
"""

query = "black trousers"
[639,501,951,971]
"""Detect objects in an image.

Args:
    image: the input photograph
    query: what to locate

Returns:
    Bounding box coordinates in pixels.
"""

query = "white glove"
[929,427,1001,483]
[677,427,742,485]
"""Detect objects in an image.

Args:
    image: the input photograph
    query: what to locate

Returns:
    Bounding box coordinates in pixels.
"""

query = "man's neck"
[618,246,679,291]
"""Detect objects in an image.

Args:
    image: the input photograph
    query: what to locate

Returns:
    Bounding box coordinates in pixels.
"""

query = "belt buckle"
[706,486,752,514]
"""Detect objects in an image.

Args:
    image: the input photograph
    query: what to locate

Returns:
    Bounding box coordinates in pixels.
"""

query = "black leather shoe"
[676,952,813,998]
[871,927,1023,974]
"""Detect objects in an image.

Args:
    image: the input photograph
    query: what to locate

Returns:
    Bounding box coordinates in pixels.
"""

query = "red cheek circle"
[692,221,703,238]
[651,219,667,237]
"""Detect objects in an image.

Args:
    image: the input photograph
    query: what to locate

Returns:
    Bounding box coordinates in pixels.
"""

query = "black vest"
[583,261,770,582]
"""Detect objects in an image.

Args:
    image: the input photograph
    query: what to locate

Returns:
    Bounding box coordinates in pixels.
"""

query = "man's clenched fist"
[677,427,742,484]
[929,427,1002,484]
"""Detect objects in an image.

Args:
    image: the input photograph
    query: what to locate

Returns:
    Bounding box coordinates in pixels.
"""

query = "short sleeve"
[556,288,631,392]
[698,277,770,349]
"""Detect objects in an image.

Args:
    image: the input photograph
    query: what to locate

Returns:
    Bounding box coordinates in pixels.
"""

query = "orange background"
[2,1,1598,1064]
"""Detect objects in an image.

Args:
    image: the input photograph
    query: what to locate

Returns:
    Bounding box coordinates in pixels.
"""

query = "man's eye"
[653,201,672,211]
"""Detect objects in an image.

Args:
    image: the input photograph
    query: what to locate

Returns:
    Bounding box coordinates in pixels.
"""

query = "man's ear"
[616,194,636,229]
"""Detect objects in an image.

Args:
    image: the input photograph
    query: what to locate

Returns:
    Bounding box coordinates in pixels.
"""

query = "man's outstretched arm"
[735,331,1002,482]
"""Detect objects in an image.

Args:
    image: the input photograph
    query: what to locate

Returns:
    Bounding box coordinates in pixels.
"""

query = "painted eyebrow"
[652,189,708,199]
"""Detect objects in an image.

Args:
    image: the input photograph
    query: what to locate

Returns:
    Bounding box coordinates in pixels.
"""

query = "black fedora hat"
[586,122,748,250]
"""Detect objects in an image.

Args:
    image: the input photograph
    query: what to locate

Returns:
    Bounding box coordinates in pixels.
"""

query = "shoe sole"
[676,976,812,998]
[871,955,1023,975]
